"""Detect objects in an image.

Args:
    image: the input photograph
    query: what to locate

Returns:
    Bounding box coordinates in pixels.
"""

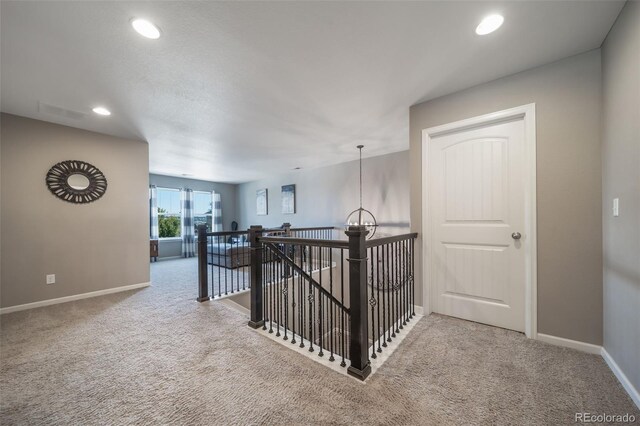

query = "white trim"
[0,282,151,314]
[251,314,424,383]
[421,103,537,338]
[365,314,423,381]
[537,333,640,408]
[156,255,182,261]
[422,129,433,316]
[536,333,602,355]
[213,287,251,301]
[601,348,640,409]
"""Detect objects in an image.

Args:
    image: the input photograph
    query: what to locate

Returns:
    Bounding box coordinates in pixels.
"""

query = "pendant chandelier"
[345,145,378,239]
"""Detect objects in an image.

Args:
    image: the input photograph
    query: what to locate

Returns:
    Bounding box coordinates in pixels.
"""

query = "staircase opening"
[196,224,419,381]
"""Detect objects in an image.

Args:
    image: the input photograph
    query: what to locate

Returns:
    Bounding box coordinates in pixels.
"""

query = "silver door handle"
[512,232,522,240]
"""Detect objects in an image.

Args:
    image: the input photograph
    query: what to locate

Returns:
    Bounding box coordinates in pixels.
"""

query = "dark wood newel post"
[248,225,265,329]
[282,223,292,277]
[346,225,371,380]
[197,223,209,302]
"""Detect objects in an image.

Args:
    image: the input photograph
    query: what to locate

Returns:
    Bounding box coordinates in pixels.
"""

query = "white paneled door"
[428,117,528,333]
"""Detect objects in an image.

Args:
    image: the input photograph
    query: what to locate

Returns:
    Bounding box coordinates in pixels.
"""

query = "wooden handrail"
[289,226,337,231]
[201,230,248,237]
[259,232,418,249]
[258,235,349,249]
[365,233,418,248]
[201,228,417,243]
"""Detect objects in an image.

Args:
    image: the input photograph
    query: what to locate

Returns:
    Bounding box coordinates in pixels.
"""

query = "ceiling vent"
[38,101,86,120]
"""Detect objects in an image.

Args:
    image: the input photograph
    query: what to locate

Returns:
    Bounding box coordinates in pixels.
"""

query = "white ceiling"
[1,1,623,183]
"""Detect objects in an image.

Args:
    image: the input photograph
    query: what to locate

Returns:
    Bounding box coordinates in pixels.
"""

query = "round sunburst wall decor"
[45,160,108,204]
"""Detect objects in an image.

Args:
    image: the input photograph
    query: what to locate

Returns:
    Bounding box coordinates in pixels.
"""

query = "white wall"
[601,0,640,397]
[237,150,410,236]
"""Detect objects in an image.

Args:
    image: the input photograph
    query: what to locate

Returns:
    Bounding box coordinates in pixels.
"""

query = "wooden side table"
[150,239,159,262]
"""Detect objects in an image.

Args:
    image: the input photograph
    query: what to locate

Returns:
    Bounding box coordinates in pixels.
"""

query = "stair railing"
[247,224,417,381]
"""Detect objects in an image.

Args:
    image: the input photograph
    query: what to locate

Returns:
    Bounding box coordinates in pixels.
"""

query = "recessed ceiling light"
[131,18,161,39]
[92,106,111,116]
[476,14,504,35]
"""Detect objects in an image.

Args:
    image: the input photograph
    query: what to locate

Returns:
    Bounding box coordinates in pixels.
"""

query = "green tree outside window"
[158,207,181,238]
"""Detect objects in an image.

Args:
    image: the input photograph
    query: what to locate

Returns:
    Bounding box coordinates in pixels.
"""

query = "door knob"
[512,232,522,240]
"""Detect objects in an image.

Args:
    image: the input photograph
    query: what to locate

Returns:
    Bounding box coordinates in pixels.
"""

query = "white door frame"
[421,103,537,339]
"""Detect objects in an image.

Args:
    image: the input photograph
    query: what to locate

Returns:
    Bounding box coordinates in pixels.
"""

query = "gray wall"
[410,50,603,345]
[601,1,640,394]
[237,150,410,235]
[149,174,239,258]
[1,114,150,308]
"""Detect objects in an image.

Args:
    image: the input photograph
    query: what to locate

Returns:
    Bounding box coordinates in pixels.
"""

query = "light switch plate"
[613,198,619,217]
[46,274,55,284]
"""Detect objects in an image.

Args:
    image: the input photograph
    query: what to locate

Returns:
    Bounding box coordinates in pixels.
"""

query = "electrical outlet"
[46,274,55,284]
[613,198,619,217]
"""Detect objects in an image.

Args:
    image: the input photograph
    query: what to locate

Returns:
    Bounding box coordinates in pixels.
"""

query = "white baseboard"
[536,333,602,355]
[0,282,151,314]
[251,313,424,383]
[414,305,425,316]
[537,333,639,409]
[601,348,640,409]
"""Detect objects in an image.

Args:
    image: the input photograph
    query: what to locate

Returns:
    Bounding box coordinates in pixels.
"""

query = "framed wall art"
[281,184,295,214]
[256,188,268,215]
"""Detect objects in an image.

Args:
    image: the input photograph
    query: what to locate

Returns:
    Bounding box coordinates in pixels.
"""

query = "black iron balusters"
[239,225,417,381]
[196,224,252,301]
[359,232,419,372]
[250,237,352,364]
[369,246,377,360]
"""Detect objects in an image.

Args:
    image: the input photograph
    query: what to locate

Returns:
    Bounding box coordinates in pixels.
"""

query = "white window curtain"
[212,192,222,232]
[149,185,158,240]
[181,189,195,257]
[210,191,223,243]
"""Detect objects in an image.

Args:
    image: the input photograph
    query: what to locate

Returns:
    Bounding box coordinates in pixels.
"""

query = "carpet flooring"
[1,258,638,425]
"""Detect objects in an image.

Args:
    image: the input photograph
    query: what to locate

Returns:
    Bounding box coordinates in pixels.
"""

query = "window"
[193,191,213,234]
[157,188,181,238]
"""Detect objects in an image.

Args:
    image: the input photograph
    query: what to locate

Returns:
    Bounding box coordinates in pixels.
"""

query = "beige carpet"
[1,258,637,425]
